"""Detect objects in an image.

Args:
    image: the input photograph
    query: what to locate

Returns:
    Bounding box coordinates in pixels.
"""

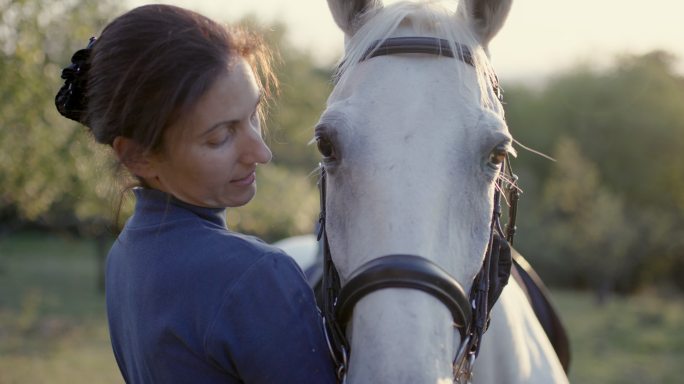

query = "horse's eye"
[316,136,336,159]
[489,145,507,166]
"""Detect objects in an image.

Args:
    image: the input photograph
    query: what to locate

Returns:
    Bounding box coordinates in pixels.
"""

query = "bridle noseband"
[318,37,519,383]
[337,254,472,329]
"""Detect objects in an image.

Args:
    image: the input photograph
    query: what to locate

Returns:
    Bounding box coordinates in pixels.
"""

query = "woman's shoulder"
[203,240,334,383]
[203,228,284,260]
[228,234,305,282]
[192,228,303,280]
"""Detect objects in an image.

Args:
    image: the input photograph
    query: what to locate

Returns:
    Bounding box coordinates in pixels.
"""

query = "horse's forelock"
[335,1,501,114]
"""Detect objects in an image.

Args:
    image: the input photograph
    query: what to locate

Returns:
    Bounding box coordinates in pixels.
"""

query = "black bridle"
[318,37,520,383]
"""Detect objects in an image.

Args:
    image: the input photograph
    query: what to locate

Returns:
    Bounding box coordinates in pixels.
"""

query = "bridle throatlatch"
[317,37,521,383]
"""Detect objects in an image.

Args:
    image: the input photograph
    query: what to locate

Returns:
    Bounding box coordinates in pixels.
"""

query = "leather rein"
[317,37,520,383]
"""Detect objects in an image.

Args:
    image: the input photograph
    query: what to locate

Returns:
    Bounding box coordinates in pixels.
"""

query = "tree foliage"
[536,138,636,297]
[1,0,682,293]
[0,0,121,234]
[506,51,684,293]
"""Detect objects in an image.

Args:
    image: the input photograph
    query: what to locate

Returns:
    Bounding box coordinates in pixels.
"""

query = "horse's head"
[318,0,514,382]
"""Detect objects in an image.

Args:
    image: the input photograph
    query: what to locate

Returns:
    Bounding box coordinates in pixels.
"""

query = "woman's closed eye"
[206,126,234,147]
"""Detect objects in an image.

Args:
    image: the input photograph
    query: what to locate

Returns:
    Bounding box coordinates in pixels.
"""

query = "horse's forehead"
[322,102,491,175]
[334,53,477,96]
[332,57,482,121]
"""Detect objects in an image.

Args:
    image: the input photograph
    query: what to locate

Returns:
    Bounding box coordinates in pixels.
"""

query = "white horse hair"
[315,0,568,383]
[335,1,498,110]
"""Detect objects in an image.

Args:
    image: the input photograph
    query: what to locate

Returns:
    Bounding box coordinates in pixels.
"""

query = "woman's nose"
[241,125,272,165]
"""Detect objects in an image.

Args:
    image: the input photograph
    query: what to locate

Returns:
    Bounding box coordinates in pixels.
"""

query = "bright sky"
[128,0,684,82]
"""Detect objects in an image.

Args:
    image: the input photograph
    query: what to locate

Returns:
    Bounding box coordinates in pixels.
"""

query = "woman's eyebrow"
[200,92,264,137]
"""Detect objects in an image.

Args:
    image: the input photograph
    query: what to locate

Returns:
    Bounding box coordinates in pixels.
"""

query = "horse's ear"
[460,0,513,48]
[327,0,383,36]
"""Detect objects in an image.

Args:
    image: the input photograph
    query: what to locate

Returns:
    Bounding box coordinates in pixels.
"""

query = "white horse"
[306,1,569,383]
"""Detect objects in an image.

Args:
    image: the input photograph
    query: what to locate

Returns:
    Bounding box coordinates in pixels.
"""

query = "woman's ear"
[112,136,157,180]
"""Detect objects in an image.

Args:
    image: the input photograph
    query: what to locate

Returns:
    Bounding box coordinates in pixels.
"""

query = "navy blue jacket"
[106,188,336,383]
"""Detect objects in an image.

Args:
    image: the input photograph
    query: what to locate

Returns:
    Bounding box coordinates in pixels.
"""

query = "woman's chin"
[223,187,257,208]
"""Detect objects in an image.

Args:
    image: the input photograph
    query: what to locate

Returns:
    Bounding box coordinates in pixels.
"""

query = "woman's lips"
[231,172,256,186]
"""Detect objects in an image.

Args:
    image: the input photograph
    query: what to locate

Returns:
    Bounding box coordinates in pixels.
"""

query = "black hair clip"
[55,37,97,124]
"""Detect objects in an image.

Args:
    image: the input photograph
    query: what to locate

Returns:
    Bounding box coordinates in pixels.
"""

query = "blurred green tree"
[0,0,124,290]
[0,0,122,235]
[506,51,684,293]
[537,138,636,301]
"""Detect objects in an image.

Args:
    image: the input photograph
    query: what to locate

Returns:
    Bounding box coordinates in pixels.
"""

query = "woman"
[55,4,336,383]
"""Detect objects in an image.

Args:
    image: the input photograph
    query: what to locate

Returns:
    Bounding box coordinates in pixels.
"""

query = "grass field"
[1,232,682,383]
[0,232,120,384]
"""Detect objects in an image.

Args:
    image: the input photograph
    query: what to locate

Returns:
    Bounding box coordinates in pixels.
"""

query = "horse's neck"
[474,281,568,384]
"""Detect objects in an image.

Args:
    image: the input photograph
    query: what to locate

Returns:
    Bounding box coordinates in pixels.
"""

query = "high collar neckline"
[132,187,227,228]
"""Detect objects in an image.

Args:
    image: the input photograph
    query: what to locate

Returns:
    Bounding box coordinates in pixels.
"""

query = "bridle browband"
[318,37,519,383]
[362,36,475,65]
[335,37,501,98]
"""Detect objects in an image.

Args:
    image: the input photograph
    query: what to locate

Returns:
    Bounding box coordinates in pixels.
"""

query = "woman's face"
[148,57,272,208]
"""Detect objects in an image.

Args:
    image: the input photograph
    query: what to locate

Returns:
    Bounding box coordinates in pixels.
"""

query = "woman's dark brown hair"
[54,4,278,227]
[81,4,277,152]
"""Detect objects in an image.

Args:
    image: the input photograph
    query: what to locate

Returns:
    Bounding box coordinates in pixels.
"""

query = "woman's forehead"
[168,59,260,139]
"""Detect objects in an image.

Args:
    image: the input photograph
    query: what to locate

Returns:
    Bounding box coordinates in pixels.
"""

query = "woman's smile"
[231,171,256,186]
